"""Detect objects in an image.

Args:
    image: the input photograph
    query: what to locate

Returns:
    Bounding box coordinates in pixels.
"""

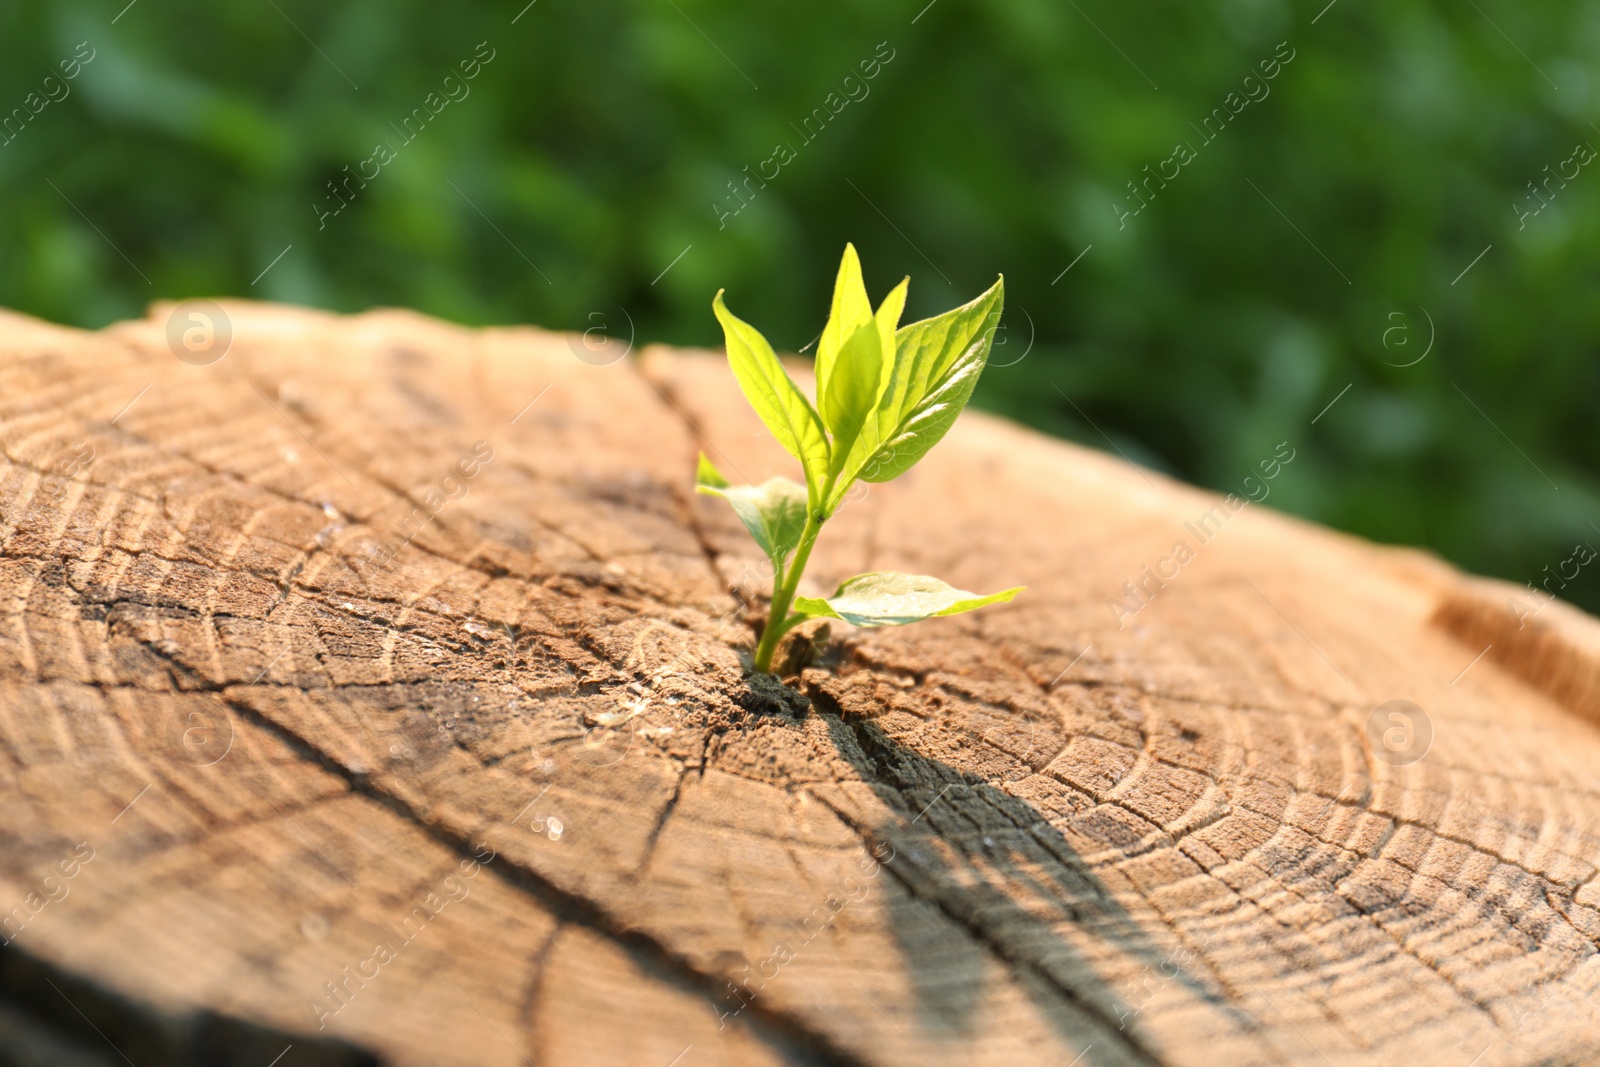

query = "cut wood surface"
[0,301,1597,1067]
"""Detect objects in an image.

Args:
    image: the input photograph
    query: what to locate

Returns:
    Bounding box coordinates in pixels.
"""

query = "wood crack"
[212,692,874,1067]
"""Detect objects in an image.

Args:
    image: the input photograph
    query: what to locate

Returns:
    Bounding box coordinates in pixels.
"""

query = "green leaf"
[835,276,1004,499]
[872,276,909,386]
[792,571,1023,627]
[695,452,730,490]
[815,243,873,424]
[824,276,908,482]
[696,453,809,573]
[822,321,882,467]
[713,291,831,501]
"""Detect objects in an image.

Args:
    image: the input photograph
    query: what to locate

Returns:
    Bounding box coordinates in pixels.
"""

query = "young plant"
[699,243,1022,674]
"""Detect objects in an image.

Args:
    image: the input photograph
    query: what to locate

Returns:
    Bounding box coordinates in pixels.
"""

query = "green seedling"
[699,243,1023,674]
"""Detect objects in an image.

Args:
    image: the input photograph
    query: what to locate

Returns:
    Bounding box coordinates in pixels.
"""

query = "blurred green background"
[2,0,1596,611]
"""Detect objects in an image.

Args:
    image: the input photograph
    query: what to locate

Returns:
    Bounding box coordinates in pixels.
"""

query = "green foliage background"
[3,0,1596,611]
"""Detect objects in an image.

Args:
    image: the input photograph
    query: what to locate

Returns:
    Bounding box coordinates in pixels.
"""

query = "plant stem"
[752,511,824,673]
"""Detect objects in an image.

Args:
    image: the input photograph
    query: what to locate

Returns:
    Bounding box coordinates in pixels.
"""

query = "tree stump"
[0,301,1596,1067]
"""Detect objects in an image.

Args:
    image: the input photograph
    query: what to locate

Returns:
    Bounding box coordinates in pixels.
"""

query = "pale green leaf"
[822,322,882,468]
[825,276,908,484]
[835,276,1004,497]
[815,243,873,425]
[792,571,1023,627]
[872,276,909,392]
[695,452,730,490]
[713,291,830,499]
[696,453,809,573]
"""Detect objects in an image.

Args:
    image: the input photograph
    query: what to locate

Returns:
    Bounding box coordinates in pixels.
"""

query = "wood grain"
[0,301,1595,1067]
